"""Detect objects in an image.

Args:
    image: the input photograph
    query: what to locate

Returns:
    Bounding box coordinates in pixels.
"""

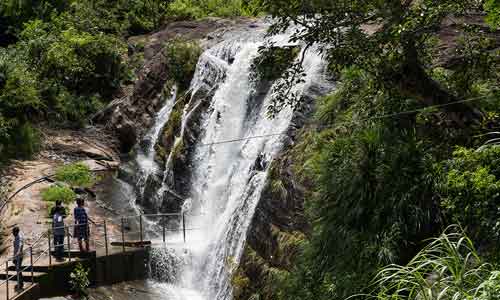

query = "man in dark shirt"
[49,200,67,218]
[12,227,24,291]
[52,207,66,262]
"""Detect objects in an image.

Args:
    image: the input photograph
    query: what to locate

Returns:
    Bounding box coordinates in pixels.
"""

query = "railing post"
[66,227,71,262]
[121,218,125,253]
[139,215,143,244]
[182,213,186,243]
[104,220,109,256]
[91,223,95,251]
[30,247,34,284]
[6,261,9,300]
[162,216,166,244]
[48,230,52,267]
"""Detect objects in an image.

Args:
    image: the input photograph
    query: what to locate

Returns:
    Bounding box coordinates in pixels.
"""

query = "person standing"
[50,200,67,219]
[12,227,24,291]
[52,207,66,262]
[74,198,90,252]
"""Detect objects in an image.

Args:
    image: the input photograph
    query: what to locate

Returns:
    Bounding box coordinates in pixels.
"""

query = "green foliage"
[251,45,300,82]
[70,263,90,299]
[0,0,68,43]
[164,39,202,90]
[0,55,41,122]
[277,66,485,300]
[41,185,76,204]
[55,162,94,188]
[13,123,41,159]
[168,0,263,19]
[437,146,500,243]
[21,20,127,99]
[0,0,141,161]
[259,2,500,300]
[365,227,498,300]
[0,0,171,41]
[305,127,436,297]
[485,0,500,29]
[273,61,499,300]
[262,0,497,121]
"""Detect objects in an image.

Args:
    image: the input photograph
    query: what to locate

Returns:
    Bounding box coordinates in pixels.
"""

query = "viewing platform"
[0,213,193,300]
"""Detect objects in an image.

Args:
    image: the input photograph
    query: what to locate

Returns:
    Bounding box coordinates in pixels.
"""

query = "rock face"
[232,141,309,300]
[94,18,259,153]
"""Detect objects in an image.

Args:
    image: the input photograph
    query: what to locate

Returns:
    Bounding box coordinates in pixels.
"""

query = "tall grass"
[358,226,500,300]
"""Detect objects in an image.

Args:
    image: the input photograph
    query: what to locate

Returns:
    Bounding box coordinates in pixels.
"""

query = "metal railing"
[0,212,199,300]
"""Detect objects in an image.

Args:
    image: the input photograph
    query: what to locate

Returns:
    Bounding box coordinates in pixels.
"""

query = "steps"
[0,281,35,300]
[0,271,46,282]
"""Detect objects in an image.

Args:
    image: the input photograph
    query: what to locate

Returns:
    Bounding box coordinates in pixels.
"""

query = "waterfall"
[135,87,177,199]
[192,45,324,300]
[142,25,329,300]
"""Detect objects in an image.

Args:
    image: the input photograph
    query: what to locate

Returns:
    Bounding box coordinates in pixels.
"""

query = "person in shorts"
[73,197,90,252]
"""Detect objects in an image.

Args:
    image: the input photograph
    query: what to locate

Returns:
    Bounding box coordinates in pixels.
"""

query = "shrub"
[12,123,41,159]
[436,146,500,243]
[41,185,76,204]
[54,162,94,187]
[164,39,202,91]
[365,227,498,300]
[70,263,90,299]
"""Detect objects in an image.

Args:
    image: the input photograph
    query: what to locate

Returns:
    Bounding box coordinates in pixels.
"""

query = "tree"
[0,0,68,43]
[263,0,492,124]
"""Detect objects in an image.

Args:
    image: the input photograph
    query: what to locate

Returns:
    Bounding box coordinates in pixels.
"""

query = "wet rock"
[117,163,137,185]
[140,173,164,213]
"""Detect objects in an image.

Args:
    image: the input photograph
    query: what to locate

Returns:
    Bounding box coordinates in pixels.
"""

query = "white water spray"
[136,87,177,198]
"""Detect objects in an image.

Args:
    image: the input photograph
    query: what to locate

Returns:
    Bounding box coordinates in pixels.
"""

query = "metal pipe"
[182,213,186,243]
[92,223,96,251]
[48,230,52,267]
[139,215,143,243]
[162,217,166,244]
[6,261,9,300]
[121,218,125,253]
[67,227,71,262]
[104,220,109,256]
[30,247,34,284]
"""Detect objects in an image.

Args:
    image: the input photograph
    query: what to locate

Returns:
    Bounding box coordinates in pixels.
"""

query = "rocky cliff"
[93,18,259,153]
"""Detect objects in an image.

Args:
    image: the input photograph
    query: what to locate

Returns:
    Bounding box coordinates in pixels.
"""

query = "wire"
[198,132,287,147]
[192,94,491,148]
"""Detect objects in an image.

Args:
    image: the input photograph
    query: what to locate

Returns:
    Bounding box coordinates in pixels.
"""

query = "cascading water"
[136,87,178,199]
[143,25,329,300]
